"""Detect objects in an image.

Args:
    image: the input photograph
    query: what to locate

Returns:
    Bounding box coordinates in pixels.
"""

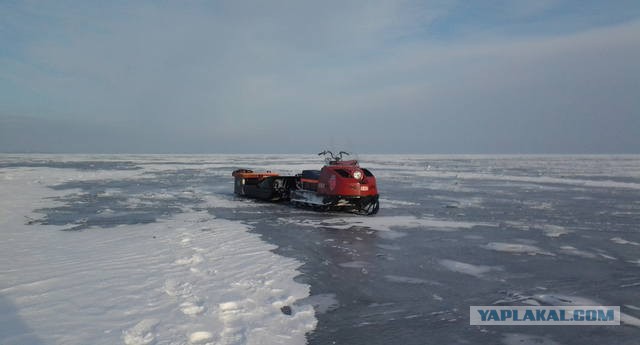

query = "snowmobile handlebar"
[318,150,350,161]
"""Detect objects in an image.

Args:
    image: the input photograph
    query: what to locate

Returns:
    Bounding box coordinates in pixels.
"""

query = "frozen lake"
[1,154,640,345]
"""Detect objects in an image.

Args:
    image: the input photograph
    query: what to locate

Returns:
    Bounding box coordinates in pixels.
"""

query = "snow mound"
[123,319,159,345]
[189,331,213,344]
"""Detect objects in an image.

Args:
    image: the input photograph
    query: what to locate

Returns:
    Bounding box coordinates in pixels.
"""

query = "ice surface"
[280,215,492,232]
[295,294,339,314]
[436,171,640,190]
[502,333,560,345]
[2,154,640,345]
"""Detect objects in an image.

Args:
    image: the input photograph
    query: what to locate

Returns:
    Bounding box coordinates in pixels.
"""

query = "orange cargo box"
[232,169,279,180]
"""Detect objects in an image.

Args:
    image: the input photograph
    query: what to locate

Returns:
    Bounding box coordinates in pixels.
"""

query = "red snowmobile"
[232,151,379,215]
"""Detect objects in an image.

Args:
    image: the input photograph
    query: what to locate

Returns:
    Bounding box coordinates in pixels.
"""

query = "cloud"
[0,1,639,153]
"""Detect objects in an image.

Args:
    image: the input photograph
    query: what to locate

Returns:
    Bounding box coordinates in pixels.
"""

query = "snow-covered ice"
[0,163,315,345]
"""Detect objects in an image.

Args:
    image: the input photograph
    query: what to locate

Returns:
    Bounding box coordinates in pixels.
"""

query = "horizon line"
[2,152,640,156]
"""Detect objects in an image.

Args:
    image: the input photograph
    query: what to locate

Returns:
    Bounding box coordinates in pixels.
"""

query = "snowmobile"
[232,151,379,215]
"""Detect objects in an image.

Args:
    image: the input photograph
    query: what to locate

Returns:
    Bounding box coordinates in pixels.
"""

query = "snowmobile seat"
[301,170,321,180]
[300,170,320,191]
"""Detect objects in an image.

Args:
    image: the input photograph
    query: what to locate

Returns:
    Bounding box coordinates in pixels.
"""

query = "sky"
[1,0,639,154]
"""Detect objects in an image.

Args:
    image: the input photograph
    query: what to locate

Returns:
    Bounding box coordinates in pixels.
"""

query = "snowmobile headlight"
[353,170,363,180]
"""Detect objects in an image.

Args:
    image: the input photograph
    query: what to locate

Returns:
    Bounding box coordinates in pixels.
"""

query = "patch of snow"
[338,261,369,269]
[539,224,571,238]
[188,331,213,344]
[502,221,531,231]
[123,319,159,345]
[281,215,492,233]
[200,193,266,209]
[0,167,316,345]
[439,259,501,278]
[627,259,640,266]
[525,201,554,210]
[175,254,204,266]
[376,244,402,251]
[611,237,640,246]
[181,300,206,316]
[482,242,555,256]
[559,246,597,259]
[598,253,617,260]
[431,195,484,208]
[384,275,441,285]
[503,222,571,237]
[379,198,419,208]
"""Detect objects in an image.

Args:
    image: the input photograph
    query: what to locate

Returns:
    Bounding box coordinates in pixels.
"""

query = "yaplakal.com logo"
[470,306,620,325]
